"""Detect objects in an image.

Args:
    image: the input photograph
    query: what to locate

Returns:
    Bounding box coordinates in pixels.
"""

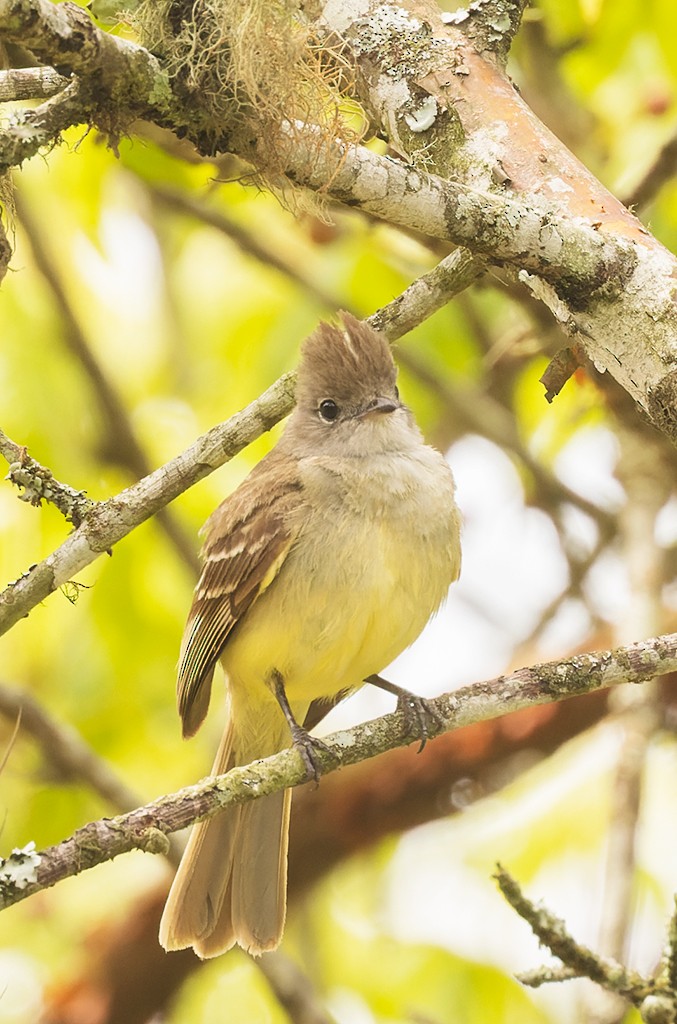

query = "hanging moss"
[129,0,363,177]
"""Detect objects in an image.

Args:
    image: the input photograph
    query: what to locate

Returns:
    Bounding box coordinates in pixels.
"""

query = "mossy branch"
[496,866,677,1021]
[2,629,677,912]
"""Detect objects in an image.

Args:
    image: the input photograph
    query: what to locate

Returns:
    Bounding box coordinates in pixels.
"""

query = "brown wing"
[177,451,304,738]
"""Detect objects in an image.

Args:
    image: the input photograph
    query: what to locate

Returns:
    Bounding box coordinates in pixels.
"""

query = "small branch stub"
[1,431,94,527]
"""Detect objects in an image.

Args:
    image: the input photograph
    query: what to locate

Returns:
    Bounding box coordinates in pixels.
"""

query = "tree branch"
[0,681,141,812]
[0,370,296,636]
[0,258,480,635]
[2,630,677,911]
[0,77,86,171]
[0,65,67,101]
[497,865,677,1021]
[496,866,651,1005]
[0,0,164,92]
[2,3,677,443]
[442,0,529,64]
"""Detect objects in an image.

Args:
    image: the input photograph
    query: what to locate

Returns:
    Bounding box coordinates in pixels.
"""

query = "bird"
[159,312,461,958]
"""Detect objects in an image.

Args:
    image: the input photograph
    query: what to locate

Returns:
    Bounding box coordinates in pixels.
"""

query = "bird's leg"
[271,669,338,784]
[365,674,443,753]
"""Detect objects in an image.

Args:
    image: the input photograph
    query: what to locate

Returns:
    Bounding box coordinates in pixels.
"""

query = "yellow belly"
[221,505,458,706]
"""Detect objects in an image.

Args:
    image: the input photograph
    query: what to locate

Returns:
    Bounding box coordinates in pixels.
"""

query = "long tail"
[159,708,294,958]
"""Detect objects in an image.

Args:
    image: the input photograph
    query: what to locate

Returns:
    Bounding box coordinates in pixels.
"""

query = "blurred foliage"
[1,1,677,1022]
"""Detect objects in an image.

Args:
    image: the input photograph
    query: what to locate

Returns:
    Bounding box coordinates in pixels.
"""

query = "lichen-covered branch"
[2,629,677,912]
[0,426,94,527]
[0,78,87,172]
[496,867,653,1006]
[305,0,677,440]
[0,263,473,635]
[0,371,296,637]
[0,65,67,101]
[0,0,166,94]
[443,0,529,63]
[2,0,677,443]
[369,248,485,337]
[497,866,677,1021]
[0,0,170,173]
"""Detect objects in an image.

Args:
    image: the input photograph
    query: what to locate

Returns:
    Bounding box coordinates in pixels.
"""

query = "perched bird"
[159,313,461,957]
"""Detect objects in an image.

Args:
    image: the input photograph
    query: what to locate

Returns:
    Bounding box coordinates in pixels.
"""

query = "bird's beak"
[356,396,400,419]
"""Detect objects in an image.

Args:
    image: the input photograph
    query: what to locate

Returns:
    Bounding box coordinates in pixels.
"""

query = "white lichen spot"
[321,0,371,34]
[353,3,422,58]
[404,95,438,133]
[373,75,411,113]
[547,177,574,195]
[0,842,41,890]
[461,124,510,190]
[441,8,469,23]
[331,729,358,749]
[489,13,511,33]
[353,151,390,202]
[372,75,411,151]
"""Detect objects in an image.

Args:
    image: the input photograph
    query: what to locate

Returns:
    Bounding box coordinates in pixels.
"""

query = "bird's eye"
[318,399,340,422]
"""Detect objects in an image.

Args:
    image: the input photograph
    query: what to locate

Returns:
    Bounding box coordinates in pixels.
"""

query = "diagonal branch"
[2,0,677,447]
[0,258,479,636]
[2,629,677,912]
[0,370,296,636]
[0,0,164,89]
[0,681,141,813]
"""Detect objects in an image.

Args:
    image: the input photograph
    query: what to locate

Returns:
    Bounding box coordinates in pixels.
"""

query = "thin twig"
[0,705,20,775]
[15,191,201,575]
[622,131,677,211]
[2,628,677,911]
[0,371,296,637]
[496,866,651,1005]
[0,682,141,812]
[370,248,485,337]
[258,952,338,1024]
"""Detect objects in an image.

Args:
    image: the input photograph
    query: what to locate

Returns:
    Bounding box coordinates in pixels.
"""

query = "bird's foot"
[289,724,338,784]
[271,668,339,784]
[366,674,443,752]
